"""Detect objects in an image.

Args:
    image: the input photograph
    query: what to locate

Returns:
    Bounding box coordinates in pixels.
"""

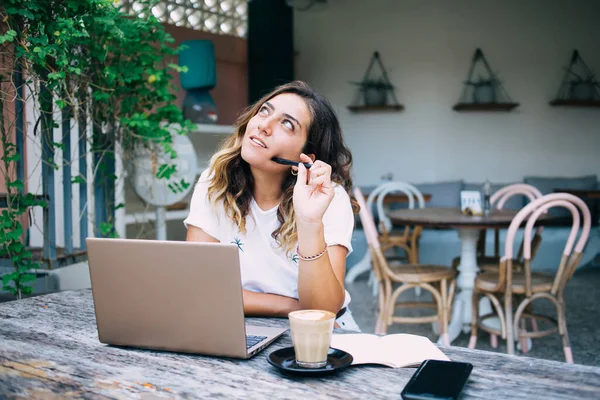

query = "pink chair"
[354,188,456,341]
[468,193,591,363]
[472,184,544,350]
[453,183,544,273]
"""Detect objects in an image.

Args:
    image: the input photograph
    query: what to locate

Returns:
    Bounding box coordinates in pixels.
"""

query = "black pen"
[271,157,313,169]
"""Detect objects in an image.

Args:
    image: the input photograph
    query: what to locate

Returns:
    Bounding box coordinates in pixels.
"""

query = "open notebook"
[330,333,450,368]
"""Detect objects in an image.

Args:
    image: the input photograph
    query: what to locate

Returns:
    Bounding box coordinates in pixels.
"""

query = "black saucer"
[267,346,353,377]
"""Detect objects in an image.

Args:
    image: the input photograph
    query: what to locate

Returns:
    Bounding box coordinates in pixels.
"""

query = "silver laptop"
[86,238,287,359]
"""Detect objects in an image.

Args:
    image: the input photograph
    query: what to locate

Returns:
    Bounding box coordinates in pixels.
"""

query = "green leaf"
[21,286,34,295]
[94,16,116,26]
[2,283,16,294]
[6,226,24,241]
[100,222,114,236]
[48,72,66,80]
[156,163,177,180]
[52,142,65,151]
[19,273,37,283]
[71,175,86,184]
[2,153,21,162]
[8,242,24,253]
[0,30,17,45]
[2,273,18,285]
[7,180,24,190]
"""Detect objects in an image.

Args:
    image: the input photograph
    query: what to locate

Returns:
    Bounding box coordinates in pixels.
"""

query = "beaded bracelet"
[296,244,328,261]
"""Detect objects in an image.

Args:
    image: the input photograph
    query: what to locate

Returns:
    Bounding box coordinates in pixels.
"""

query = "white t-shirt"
[183,169,354,307]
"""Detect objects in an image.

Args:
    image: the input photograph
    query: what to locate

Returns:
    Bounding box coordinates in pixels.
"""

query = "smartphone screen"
[401,359,473,400]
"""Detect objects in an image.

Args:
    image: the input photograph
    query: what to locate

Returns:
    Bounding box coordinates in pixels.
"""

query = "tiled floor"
[347,267,600,366]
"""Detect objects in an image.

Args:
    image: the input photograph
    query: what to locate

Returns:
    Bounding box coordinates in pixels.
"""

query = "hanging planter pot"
[364,87,388,106]
[569,81,595,101]
[473,83,496,104]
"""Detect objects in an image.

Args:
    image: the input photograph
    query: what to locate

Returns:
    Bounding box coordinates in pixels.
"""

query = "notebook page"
[330,334,389,366]
[381,334,450,367]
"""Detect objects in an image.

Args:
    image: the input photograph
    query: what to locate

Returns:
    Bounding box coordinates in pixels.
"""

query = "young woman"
[184,81,360,331]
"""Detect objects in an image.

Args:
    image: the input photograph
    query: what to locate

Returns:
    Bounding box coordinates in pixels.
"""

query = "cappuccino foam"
[291,310,334,321]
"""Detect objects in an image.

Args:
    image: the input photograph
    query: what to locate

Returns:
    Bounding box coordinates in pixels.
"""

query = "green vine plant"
[0,102,48,299]
[0,0,192,299]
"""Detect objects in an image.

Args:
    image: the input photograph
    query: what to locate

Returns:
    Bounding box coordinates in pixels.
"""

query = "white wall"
[294,0,600,185]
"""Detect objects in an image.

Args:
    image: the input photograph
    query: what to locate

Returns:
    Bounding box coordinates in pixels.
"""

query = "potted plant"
[568,71,600,101]
[352,78,393,106]
[471,75,498,104]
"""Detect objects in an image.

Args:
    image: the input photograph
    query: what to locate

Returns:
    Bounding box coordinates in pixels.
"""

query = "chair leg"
[564,346,574,364]
[468,290,480,349]
[375,282,388,335]
[440,279,450,346]
[530,317,539,333]
[519,319,528,354]
[490,335,498,349]
[557,300,573,364]
[506,294,515,355]
[369,271,378,297]
[560,320,573,363]
[526,302,539,333]
[406,244,422,300]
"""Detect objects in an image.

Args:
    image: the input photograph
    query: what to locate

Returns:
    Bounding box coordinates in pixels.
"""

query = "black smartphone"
[401,359,473,400]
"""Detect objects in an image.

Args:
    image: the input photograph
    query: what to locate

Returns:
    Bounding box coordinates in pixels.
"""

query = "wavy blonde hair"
[207,81,358,255]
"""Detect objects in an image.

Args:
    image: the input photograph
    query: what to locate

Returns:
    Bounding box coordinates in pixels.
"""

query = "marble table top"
[1,289,599,399]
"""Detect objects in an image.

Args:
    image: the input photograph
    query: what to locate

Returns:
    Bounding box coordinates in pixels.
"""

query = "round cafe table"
[387,207,541,345]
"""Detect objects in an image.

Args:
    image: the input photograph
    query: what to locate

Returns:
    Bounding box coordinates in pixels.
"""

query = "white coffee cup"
[288,309,336,368]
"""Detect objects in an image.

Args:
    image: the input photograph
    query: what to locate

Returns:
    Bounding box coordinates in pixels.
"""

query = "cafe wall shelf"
[453,102,519,112]
[549,50,600,108]
[347,104,404,113]
[453,48,519,112]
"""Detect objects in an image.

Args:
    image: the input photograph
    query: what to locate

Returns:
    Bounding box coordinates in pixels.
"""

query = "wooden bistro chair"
[347,181,426,295]
[454,184,544,349]
[375,181,426,265]
[469,193,591,363]
[345,182,397,286]
[354,188,456,343]
[453,183,544,273]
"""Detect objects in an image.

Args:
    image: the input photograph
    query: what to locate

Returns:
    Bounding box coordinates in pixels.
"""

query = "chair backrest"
[483,183,544,259]
[503,193,591,296]
[354,187,385,282]
[354,187,381,250]
[376,181,425,233]
[491,183,543,210]
[366,183,391,232]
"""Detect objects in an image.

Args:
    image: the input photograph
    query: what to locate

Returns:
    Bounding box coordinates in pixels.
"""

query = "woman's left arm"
[296,222,347,313]
[293,154,348,313]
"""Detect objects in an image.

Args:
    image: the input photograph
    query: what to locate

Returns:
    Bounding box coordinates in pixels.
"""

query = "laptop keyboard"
[246,335,267,349]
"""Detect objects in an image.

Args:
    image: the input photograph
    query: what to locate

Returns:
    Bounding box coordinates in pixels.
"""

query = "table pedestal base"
[437,228,495,344]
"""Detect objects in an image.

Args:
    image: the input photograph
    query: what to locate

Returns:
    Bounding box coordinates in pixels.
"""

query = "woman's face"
[241,93,312,172]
